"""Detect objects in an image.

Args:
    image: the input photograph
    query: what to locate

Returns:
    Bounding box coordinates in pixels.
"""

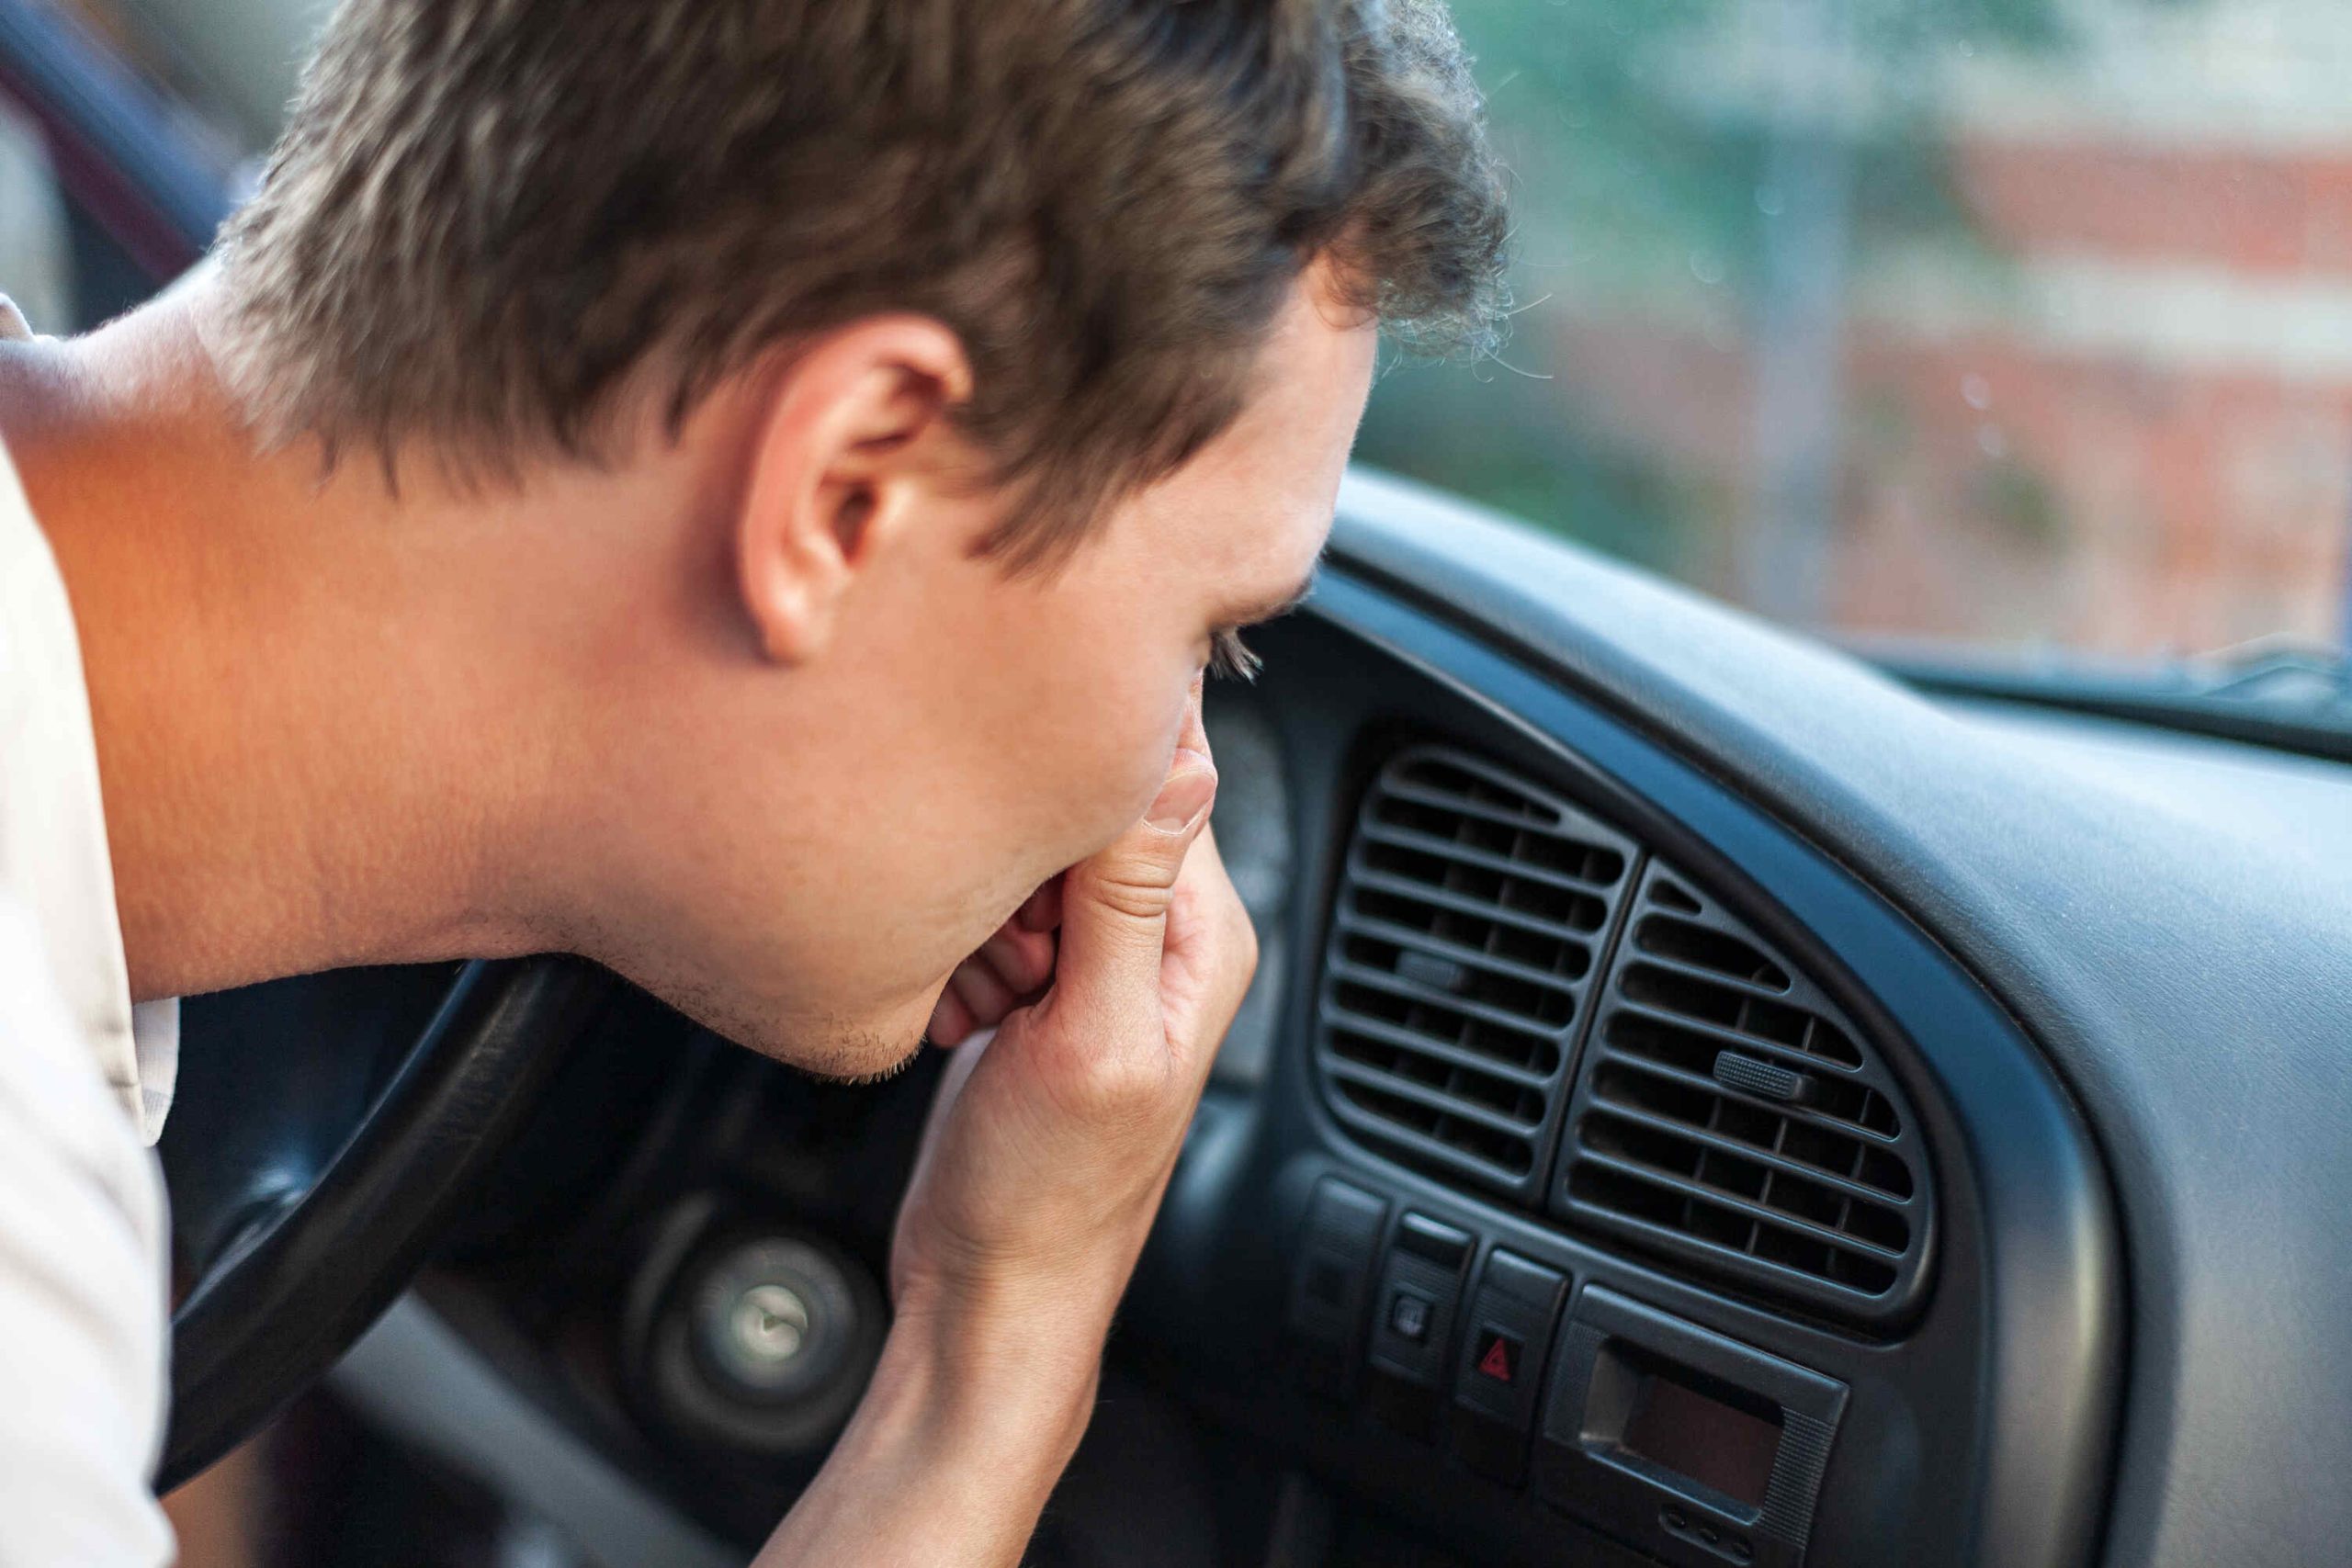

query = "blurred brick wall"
[1547,5,2352,655]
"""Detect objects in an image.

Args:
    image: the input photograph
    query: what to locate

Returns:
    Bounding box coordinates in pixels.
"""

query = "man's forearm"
[752,1302,1102,1567]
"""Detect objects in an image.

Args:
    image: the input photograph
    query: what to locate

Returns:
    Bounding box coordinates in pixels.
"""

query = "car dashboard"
[175,469,2352,1568]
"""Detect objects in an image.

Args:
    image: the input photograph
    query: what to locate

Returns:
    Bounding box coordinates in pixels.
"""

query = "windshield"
[1356,0,2352,661]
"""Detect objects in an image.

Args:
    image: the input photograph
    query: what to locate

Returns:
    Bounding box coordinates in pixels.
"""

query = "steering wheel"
[158,957,615,1490]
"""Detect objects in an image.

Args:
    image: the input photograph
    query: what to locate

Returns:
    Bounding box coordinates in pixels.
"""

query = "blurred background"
[1367,0,2352,661]
[6,0,2351,663]
[2,0,2348,1558]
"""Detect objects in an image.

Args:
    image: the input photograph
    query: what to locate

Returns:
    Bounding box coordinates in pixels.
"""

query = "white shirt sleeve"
[0,895,175,1568]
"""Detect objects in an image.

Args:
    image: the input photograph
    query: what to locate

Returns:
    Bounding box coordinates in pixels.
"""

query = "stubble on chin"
[609,953,932,1084]
[789,1019,932,1085]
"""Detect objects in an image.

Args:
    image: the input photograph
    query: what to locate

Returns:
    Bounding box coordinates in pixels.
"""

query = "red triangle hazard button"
[1476,1333,1518,1383]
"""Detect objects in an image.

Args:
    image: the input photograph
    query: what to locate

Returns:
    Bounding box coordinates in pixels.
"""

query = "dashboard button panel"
[1455,1249,1569,1427]
[1535,1287,1847,1568]
[1365,1213,1475,1439]
[1368,1213,1473,1390]
[1451,1249,1571,1483]
[1286,1177,1388,1398]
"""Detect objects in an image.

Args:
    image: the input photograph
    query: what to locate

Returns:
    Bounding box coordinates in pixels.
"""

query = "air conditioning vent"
[1315,747,1637,1201]
[1558,863,1932,1322]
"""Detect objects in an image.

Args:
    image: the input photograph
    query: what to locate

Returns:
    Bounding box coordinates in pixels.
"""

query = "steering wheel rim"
[161,956,613,1491]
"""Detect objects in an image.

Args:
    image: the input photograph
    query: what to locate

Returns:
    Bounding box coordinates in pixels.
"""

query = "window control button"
[1285,1179,1385,1353]
[1285,1179,1387,1400]
[1367,1213,1474,1390]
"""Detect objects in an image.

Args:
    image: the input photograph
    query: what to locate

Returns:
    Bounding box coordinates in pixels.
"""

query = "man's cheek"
[1019,677,1190,871]
[1104,736,1181,839]
[1049,731,1170,851]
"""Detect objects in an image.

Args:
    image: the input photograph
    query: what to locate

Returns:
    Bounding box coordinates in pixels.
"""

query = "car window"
[1358,0,2352,660]
[0,0,251,333]
[0,101,74,329]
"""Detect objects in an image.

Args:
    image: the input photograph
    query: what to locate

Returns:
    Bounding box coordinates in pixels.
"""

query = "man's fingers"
[1013,876,1064,934]
[1054,743,1217,1010]
[928,985,975,1046]
[923,894,1057,1049]
[979,924,1056,997]
[1159,823,1258,1061]
[948,957,1017,1027]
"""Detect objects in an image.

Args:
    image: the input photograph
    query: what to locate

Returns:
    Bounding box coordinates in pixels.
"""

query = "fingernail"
[1148,756,1217,831]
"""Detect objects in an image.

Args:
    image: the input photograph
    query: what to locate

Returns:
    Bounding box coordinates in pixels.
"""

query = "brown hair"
[213,0,1508,557]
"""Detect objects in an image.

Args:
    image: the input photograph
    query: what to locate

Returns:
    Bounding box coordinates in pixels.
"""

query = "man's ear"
[735,316,974,665]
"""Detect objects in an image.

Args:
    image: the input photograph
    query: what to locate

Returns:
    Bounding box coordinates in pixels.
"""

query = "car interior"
[6,2,2350,1567]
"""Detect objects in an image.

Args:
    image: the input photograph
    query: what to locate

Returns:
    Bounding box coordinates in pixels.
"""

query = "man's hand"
[755,688,1258,1567]
[894,694,1251,1325]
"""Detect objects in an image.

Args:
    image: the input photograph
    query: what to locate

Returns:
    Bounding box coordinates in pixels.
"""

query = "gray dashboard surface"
[1331,468,2352,1568]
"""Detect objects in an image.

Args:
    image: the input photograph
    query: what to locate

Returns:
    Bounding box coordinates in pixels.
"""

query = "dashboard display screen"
[1620,1362,1783,1508]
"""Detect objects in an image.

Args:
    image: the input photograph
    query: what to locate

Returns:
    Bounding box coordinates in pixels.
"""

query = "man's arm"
[750,1303,1100,1564]
[757,691,1245,1565]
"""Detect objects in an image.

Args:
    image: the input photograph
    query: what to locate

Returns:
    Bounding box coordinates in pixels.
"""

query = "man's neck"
[0,285,591,999]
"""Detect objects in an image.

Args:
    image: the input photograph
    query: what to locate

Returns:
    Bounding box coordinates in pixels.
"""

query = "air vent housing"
[1315,747,1637,1202]
[1557,863,1933,1323]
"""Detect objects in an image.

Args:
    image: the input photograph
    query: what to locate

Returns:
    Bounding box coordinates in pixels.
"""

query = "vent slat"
[1320,1009,1553,1090]
[1326,1096,1540,1185]
[1335,910,1591,996]
[1620,948,1805,1008]
[1559,1174,1900,1295]
[1631,913,1792,989]
[1374,775,1577,837]
[1588,1049,1899,1154]
[1559,863,1932,1321]
[1566,1148,1907,1264]
[1325,956,1574,1045]
[1314,746,1637,1199]
[1357,819,1619,903]
[1620,962,1864,1068]
[1323,1056,1547,1136]
[1611,996,1867,1078]
[1581,1089,1916,1209]
[1347,864,1599,946]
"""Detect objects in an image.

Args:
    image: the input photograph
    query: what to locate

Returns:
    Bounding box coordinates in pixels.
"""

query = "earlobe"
[730,317,972,667]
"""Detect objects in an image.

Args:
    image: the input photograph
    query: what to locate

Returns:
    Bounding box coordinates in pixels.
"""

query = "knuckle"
[1062,1039,1176,1125]
[1080,868,1178,925]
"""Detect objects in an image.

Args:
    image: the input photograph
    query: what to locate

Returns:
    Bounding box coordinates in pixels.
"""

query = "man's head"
[205,0,1506,1074]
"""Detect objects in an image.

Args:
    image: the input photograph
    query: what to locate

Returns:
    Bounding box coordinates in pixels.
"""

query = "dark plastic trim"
[1313,742,1640,1206]
[1555,859,1936,1327]
[1261,570,2121,1568]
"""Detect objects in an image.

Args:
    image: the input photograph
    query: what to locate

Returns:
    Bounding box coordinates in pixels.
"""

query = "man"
[0,0,1504,1562]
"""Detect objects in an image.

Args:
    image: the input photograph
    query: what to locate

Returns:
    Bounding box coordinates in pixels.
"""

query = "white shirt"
[0,428,178,1565]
